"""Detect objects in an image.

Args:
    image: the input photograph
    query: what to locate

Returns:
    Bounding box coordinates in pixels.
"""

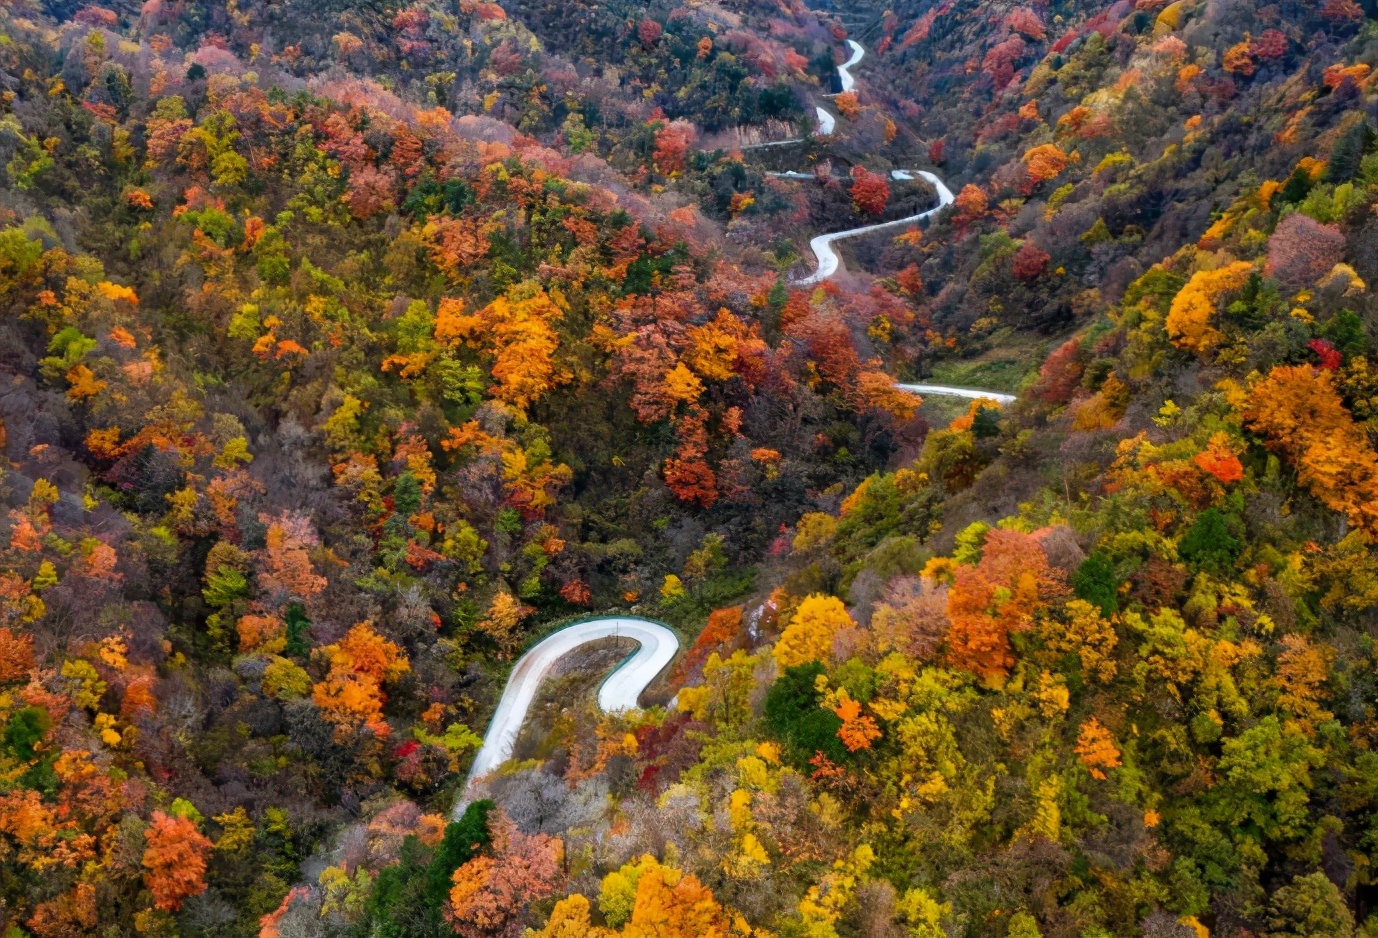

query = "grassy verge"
[916,394,971,428]
[924,330,1047,393]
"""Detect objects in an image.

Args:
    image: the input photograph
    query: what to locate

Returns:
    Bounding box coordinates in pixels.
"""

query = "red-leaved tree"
[1309,338,1343,371]
[1322,0,1364,26]
[850,166,890,216]
[982,35,1026,87]
[637,18,663,46]
[1032,337,1086,406]
[1250,29,1287,61]
[653,121,695,176]
[1012,242,1051,282]
[1005,7,1046,41]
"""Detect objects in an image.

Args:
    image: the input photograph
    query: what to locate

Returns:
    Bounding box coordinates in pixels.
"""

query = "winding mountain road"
[457,37,1012,808]
[460,618,678,801]
[746,39,863,145]
[836,39,865,93]
[791,169,955,285]
[775,41,958,286]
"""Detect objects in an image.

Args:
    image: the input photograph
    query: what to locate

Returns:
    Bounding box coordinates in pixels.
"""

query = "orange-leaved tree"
[1022,144,1073,189]
[1074,717,1122,779]
[617,862,730,938]
[530,860,732,937]
[424,215,491,280]
[1273,633,1334,734]
[1164,261,1255,352]
[311,621,410,737]
[0,626,36,681]
[833,690,882,751]
[945,529,1066,683]
[684,308,767,385]
[1192,432,1245,485]
[28,883,97,937]
[142,811,213,912]
[952,184,988,226]
[256,511,327,605]
[435,282,565,413]
[854,370,919,421]
[663,407,719,508]
[449,811,564,938]
[1240,364,1378,535]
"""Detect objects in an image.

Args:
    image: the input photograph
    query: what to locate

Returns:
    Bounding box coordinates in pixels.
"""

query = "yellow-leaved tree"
[1165,261,1254,351]
[531,854,731,937]
[475,590,535,659]
[773,594,854,668]
[435,281,565,412]
[1042,598,1119,683]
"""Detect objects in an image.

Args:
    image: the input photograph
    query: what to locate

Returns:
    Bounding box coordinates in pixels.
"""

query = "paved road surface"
[837,40,865,92]
[458,35,1013,812]
[895,383,1016,404]
[782,41,957,285]
[794,169,955,285]
[460,617,678,803]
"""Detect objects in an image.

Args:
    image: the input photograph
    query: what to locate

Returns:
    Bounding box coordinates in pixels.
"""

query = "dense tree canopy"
[2,0,1378,933]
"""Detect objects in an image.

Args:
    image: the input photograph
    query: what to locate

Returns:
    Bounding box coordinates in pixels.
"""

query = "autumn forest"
[2,0,1378,935]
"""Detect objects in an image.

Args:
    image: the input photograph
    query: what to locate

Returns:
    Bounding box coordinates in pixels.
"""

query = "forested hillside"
[1,0,1378,935]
